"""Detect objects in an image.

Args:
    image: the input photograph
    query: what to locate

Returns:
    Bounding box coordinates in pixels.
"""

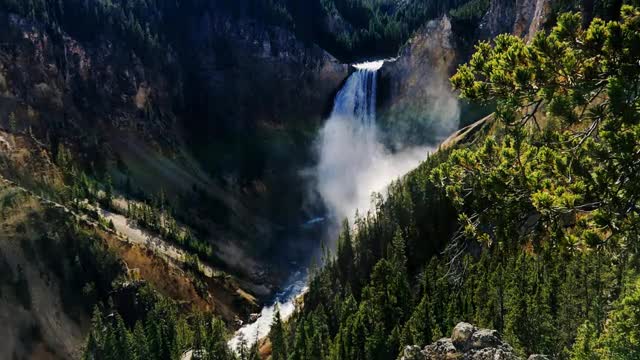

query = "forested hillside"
[273,5,640,360]
[0,0,485,63]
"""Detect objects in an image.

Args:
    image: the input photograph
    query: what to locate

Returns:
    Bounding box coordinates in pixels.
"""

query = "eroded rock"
[451,322,477,348]
[401,322,537,360]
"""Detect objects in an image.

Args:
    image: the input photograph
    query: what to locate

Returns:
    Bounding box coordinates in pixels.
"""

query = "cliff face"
[377,16,460,148]
[479,0,551,40]
[0,12,179,149]
[183,9,348,134]
[0,7,349,358]
[377,0,551,148]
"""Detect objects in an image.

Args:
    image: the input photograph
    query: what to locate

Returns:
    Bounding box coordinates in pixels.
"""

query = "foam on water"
[228,271,307,351]
[352,60,385,71]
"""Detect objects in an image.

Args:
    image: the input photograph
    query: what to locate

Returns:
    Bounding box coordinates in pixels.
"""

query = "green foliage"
[596,279,640,358]
[83,292,235,360]
[571,321,599,360]
[270,306,288,360]
[449,0,490,21]
[447,6,640,253]
[571,279,640,359]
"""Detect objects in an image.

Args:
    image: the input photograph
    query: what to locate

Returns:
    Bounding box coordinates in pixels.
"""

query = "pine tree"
[570,321,599,360]
[8,112,17,132]
[206,318,231,360]
[133,321,150,360]
[237,334,250,360]
[114,314,135,360]
[270,306,288,360]
[336,219,354,291]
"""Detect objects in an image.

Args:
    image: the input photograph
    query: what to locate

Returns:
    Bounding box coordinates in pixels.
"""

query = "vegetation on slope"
[272,6,640,360]
[82,287,259,360]
[0,0,485,63]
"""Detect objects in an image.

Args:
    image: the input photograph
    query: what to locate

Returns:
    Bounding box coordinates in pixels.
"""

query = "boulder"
[400,345,426,360]
[451,322,477,349]
[470,329,502,349]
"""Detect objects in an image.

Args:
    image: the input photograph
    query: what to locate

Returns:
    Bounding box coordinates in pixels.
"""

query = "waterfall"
[332,64,380,128]
[315,61,431,225]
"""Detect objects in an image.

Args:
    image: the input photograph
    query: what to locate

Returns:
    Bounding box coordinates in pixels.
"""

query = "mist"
[315,114,433,224]
[312,61,459,230]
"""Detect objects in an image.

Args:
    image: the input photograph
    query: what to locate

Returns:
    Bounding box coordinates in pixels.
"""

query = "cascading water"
[229,60,431,352]
[227,270,307,351]
[315,60,431,225]
[333,62,380,127]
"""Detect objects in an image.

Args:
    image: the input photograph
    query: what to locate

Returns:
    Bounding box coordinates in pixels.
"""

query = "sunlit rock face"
[479,0,551,40]
[377,16,461,148]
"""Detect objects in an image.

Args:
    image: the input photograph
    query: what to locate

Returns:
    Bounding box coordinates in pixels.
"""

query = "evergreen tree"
[270,306,288,360]
[571,321,599,360]
[133,321,150,360]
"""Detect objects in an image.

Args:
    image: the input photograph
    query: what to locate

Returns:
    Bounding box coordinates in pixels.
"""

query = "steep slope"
[0,3,348,285]
[0,3,351,357]
[0,173,262,359]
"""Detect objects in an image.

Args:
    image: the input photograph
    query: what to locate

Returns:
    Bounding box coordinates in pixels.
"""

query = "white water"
[229,60,432,351]
[352,60,385,71]
[228,270,307,350]
[315,62,432,224]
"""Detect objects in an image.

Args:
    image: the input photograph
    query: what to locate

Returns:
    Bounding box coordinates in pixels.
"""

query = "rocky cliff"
[376,0,551,148]
[378,16,461,148]
[479,0,551,41]
[183,8,348,134]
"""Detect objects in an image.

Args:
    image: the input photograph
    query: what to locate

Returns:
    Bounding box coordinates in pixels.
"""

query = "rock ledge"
[401,322,547,360]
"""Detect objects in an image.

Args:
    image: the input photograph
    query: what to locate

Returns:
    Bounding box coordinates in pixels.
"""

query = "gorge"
[3,1,639,360]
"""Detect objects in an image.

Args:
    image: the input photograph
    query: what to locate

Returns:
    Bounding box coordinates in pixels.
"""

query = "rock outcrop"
[400,322,548,360]
[479,0,551,41]
[377,0,551,149]
[378,15,461,148]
